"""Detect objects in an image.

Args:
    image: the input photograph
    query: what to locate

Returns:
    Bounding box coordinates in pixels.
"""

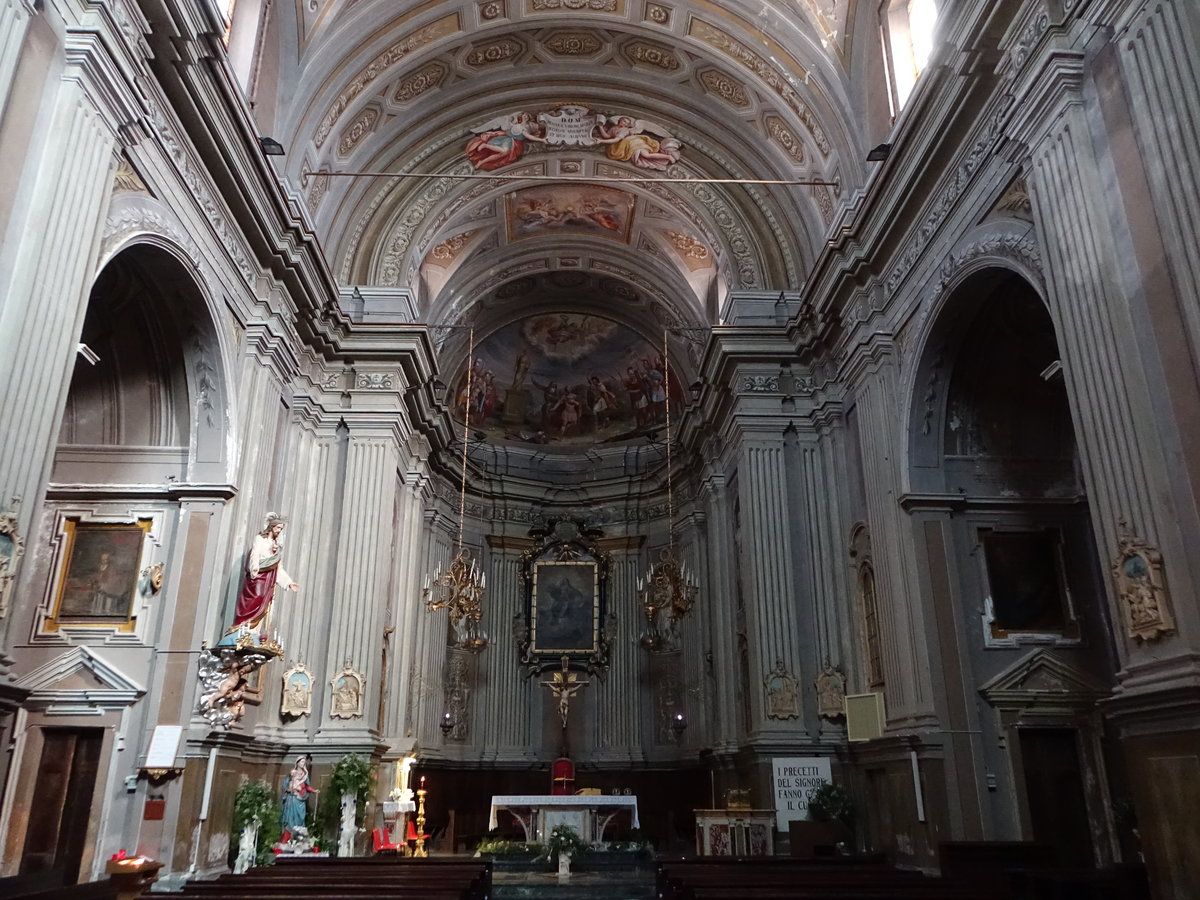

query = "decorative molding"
[16,646,145,713]
[992,174,1033,220]
[466,37,525,67]
[392,62,448,104]
[699,68,751,108]
[315,15,460,148]
[355,371,397,390]
[688,18,830,155]
[665,230,710,261]
[543,31,604,56]
[623,40,681,71]
[531,0,617,9]
[112,155,151,195]
[427,230,477,267]
[337,106,379,157]
[144,97,256,286]
[765,115,807,166]
[885,102,1013,297]
[306,169,330,215]
[644,2,671,25]
[102,202,203,273]
[478,0,505,20]
[742,374,780,393]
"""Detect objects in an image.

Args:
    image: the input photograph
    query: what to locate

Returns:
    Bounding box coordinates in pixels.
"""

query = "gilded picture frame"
[45,519,153,632]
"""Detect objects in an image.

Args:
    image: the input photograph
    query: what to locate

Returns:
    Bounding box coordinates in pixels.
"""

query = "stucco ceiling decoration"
[312,13,461,149]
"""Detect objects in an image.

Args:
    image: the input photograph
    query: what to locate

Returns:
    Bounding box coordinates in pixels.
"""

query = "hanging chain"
[663,328,673,554]
[458,328,474,554]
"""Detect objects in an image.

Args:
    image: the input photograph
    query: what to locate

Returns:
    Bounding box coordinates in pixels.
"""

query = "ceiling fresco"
[256,0,876,383]
[451,313,685,448]
[505,185,636,243]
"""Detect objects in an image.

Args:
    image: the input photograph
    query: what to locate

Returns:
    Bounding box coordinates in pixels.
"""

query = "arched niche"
[53,243,230,487]
[906,266,1107,650]
[908,268,1075,498]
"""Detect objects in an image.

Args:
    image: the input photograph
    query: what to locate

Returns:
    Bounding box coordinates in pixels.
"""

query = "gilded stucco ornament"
[0,497,26,619]
[1111,524,1175,643]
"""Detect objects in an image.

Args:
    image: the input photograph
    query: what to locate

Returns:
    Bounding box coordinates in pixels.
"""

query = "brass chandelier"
[638,330,698,652]
[423,328,489,653]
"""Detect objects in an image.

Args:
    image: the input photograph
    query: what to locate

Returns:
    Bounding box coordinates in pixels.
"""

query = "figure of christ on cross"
[541,655,589,732]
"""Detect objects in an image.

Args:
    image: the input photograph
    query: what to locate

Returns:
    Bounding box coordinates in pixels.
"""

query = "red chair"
[372,827,401,854]
[551,757,575,795]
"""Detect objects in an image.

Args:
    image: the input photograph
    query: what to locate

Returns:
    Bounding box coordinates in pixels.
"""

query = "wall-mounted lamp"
[440,711,454,736]
[866,142,892,162]
[258,137,286,156]
[690,381,702,404]
[672,712,687,736]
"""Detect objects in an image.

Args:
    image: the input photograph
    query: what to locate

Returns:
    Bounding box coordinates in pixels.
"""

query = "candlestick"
[414,787,428,858]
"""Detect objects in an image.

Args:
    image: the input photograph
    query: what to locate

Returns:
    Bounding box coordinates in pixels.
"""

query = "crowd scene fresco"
[451,314,684,447]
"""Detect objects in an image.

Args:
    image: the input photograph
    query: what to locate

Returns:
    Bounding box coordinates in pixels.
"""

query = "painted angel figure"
[466,111,547,171]
[592,116,682,171]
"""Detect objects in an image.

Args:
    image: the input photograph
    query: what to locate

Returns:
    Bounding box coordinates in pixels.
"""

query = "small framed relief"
[1112,527,1174,643]
[0,498,26,619]
[281,662,314,717]
[329,661,364,719]
[45,518,153,632]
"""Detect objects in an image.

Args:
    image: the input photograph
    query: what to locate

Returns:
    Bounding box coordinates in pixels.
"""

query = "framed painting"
[531,560,599,654]
[47,519,152,630]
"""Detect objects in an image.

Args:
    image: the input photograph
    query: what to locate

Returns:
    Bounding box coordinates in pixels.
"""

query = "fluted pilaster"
[739,438,802,732]
[0,79,115,535]
[0,0,35,117]
[1016,50,1194,660]
[317,432,400,740]
[847,354,933,725]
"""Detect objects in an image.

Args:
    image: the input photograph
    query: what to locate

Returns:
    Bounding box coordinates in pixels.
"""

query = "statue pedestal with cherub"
[196,514,298,729]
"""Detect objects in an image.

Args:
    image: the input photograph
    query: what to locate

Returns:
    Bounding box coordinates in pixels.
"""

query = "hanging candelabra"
[638,329,699,653]
[423,328,489,653]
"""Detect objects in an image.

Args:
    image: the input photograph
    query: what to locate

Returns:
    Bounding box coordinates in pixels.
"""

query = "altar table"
[489,794,640,842]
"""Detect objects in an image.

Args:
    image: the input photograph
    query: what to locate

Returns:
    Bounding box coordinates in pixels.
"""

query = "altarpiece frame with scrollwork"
[517,518,612,675]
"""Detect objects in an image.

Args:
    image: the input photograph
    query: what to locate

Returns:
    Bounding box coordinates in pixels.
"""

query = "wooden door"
[1019,727,1094,867]
[19,728,103,882]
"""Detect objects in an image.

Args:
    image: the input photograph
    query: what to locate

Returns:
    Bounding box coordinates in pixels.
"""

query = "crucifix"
[541,655,589,732]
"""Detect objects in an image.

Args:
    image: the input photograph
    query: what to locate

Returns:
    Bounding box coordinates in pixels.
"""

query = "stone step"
[492,872,656,900]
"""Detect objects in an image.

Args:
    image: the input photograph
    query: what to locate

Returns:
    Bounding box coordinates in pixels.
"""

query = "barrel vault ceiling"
[252,0,879,389]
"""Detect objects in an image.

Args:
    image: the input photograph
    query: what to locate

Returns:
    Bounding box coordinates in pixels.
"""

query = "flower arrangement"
[542,825,591,864]
[231,780,283,866]
[314,754,375,852]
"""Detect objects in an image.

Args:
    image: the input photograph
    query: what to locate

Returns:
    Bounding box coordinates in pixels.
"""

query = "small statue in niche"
[764,659,800,720]
[815,662,847,719]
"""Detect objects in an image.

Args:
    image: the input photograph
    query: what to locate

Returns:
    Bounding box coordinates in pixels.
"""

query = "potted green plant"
[791,782,855,857]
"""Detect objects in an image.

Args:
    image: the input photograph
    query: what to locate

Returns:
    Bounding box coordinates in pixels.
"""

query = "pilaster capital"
[1006,49,1089,153]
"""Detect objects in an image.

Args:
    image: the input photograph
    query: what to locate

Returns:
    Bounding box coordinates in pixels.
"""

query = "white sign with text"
[772,756,832,831]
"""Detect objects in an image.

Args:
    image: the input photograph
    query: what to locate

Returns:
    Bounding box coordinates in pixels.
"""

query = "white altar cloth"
[488,795,640,842]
